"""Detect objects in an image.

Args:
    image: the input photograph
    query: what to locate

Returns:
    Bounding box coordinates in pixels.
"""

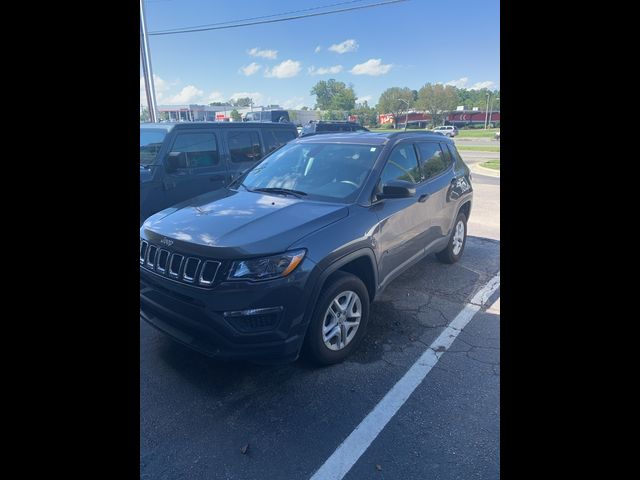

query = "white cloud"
[230,92,264,104]
[140,74,170,104]
[314,45,322,53]
[247,47,278,59]
[357,95,372,104]
[167,85,204,104]
[350,58,392,76]
[239,62,261,76]
[445,77,496,90]
[264,59,302,78]
[206,91,225,103]
[308,65,343,75]
[328,39,358,54]
[446,77,470,88]
[281,97,305,109]
[470,80,496,90]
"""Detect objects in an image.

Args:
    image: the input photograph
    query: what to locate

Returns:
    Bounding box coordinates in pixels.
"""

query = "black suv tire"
[436,212,468,264]
[303,271,370,365]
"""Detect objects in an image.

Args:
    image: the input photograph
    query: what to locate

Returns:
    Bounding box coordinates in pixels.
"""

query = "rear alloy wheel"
[436,212,467,264]
[304,271,369,365]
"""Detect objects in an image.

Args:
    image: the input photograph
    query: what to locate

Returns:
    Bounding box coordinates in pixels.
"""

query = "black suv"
[140,132,472,365]
[243,110,290,123]
[140,122,297,224]
[300,121,370,137]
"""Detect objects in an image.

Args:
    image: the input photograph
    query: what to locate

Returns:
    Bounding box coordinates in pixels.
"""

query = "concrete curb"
[471,162,500,178]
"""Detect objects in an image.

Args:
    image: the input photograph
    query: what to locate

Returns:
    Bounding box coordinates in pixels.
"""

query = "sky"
[140,0,500,109]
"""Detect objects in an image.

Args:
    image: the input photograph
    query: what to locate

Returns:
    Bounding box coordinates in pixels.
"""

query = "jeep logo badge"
[160,237,174,247]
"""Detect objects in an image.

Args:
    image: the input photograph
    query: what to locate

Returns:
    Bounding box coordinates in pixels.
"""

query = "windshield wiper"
[250,187,308,198]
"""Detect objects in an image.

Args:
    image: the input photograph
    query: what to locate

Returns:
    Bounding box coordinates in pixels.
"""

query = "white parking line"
[309,273,500,480]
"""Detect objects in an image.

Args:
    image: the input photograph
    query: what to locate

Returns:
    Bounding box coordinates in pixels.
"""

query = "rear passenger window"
[171,132,219,168]
[264,129,297,153]
[381,144,421,184]
[417,142,449,179]
[228,131,263,163]
[446,144,466,171]
[274,129,296,145]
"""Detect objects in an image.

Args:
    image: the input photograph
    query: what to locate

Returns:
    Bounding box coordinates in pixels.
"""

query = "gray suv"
[432,125,459,137]
[140,131,473,365]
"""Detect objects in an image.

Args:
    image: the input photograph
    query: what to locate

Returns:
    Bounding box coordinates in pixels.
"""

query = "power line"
[150,0,368,34]
[149,0,409,36]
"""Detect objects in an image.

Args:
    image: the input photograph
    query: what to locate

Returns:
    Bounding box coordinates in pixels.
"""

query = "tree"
[310,79,357,111]
[230,109,242,122]
[352,101,379,127]
[230,97,253,107]
[377,87,414,129]
[301,106,309,111]
[416,83,459,127]
[140,107,150,122]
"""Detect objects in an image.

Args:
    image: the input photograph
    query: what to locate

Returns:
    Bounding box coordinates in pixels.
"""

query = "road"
[140,157,500,479]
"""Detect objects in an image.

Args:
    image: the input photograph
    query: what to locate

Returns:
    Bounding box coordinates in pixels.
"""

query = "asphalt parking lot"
[140,162,500,480]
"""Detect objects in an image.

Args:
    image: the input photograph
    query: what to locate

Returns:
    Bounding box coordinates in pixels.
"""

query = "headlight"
[227,250,306,281]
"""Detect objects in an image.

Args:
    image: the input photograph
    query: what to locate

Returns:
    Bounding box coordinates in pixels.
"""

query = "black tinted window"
[381,144,421,184]
[274,129,296,145]
[228,131,263,163]
[417,142,449,179]
[263,131,279,153]
[140,129,167,165]
[446,144,466,170]
[171,133,219,167]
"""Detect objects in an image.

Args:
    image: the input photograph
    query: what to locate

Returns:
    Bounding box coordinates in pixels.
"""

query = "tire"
[436,212,468,264]
[303,271,370,365]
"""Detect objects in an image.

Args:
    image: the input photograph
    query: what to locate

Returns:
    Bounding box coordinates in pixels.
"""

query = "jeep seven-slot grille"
[140,239,221,288]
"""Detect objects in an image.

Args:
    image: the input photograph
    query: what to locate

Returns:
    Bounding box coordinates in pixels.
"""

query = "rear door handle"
[418,193,430,203]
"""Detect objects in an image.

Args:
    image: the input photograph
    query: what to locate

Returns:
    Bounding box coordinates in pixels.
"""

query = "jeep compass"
[140,131,473,365]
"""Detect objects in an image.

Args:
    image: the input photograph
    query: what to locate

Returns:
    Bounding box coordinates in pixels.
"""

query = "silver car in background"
[432,125,459,137]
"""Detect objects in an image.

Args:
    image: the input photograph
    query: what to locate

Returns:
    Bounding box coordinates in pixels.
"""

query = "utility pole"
[487,95,495,129]
[484,92,490,129]
[140,0,158,123]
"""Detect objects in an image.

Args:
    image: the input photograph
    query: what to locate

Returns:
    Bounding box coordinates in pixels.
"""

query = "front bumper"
[140,257,318,363]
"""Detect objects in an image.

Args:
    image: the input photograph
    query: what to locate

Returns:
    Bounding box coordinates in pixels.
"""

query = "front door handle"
[418,193,430,203]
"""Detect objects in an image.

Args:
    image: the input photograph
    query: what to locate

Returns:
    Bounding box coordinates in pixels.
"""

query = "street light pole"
[488,95,494,129]
[140,0,158,123]
[484,92,490,129]
[397,98,410,131]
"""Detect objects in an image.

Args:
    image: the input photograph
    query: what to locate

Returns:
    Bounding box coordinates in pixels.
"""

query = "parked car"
[140,131,473,365]
[300,121,370,137]
[243,109,290,123]
[432,125,459,137]
[140,122,298,225]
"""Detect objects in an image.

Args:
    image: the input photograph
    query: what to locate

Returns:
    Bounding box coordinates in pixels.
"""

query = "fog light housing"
[223,306,283,333]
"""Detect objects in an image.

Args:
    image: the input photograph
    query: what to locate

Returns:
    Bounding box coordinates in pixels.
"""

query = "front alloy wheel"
[304,271,370,365]
[322,291,362,351]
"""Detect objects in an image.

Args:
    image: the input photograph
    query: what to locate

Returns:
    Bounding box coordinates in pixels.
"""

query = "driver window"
[381,144,421,184]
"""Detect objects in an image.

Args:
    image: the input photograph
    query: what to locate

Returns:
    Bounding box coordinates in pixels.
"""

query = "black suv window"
[171,132,219,168]
[263,129,297,153]
[228,131,263,163]
[417,142,449,180]
[381,144,421,184]
[446,143,466,170]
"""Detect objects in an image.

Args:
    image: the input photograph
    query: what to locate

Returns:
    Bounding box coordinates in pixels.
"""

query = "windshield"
[140,129,167,165]
[240,142,380,202]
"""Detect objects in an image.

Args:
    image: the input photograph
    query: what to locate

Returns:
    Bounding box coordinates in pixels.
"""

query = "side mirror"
[166,151,187,173]
[378,180,416,199]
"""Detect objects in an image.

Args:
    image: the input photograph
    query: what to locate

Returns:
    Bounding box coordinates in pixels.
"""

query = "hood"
[141,189,349,258]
